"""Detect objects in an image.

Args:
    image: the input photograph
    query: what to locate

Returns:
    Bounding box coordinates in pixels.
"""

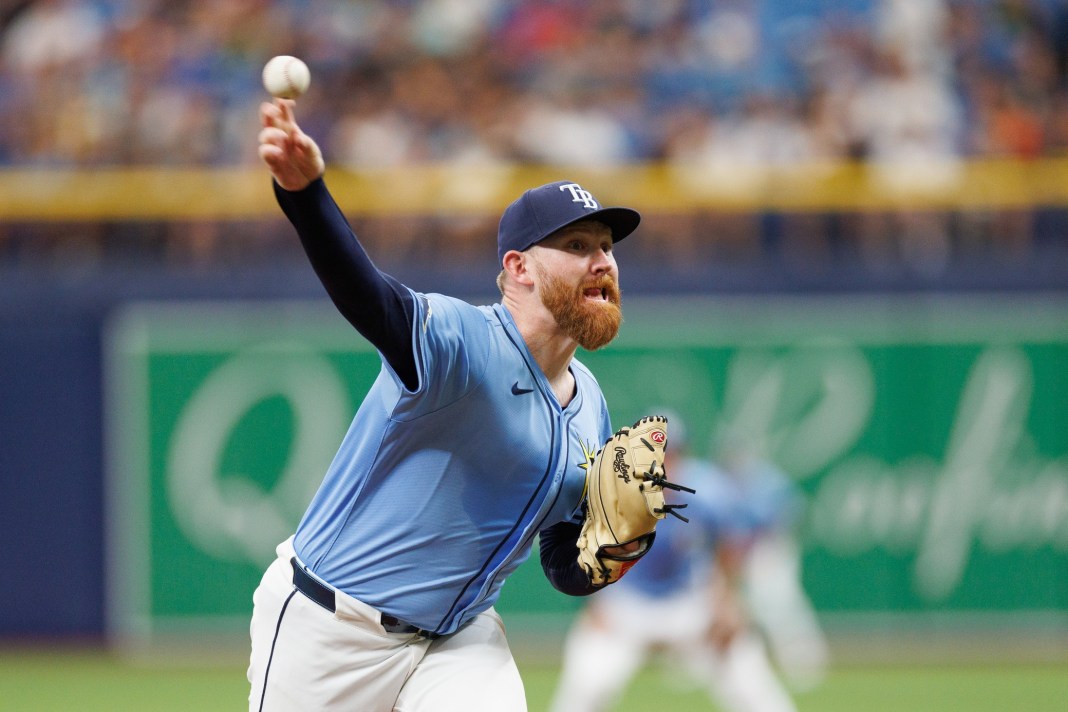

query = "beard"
[537,268,623,351]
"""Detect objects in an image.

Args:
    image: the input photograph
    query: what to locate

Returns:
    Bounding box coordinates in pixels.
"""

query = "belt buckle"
[381,614,439,639]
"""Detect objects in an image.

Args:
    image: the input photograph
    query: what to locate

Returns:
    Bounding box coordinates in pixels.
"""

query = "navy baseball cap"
[497,180,641,265]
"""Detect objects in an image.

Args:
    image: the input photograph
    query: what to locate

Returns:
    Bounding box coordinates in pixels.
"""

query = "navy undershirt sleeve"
[539,520,599,596]
[274,178,418,390]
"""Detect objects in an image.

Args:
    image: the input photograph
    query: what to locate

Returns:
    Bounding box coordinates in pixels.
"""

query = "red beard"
[537,269,622,351]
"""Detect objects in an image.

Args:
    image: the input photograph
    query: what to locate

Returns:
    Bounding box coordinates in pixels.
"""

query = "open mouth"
[583,287,606,301]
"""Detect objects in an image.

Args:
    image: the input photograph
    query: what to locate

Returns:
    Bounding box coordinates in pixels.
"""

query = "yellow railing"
[2,159,1067,220]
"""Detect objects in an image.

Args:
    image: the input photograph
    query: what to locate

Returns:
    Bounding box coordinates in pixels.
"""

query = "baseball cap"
[497,180,641,265]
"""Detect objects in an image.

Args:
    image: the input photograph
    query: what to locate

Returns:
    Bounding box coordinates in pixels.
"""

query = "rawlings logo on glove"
[577,415,695,588]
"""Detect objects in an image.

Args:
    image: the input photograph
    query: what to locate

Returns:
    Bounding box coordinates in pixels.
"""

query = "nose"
[591,247,613,275]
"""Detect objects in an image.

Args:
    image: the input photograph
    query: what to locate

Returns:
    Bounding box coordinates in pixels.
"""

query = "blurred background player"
[548,413,798,712]
[712,429,830,693]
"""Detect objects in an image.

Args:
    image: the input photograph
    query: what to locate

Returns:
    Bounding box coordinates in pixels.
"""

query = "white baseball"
[262,55,311,99]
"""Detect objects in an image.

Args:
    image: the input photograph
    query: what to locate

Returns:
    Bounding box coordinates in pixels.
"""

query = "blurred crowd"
[2,0,1068,279]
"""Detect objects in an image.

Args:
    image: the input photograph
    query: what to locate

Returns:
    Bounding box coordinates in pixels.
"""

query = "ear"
[502,250,536,287]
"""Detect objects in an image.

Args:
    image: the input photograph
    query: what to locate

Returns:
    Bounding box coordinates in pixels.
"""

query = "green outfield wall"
[104,296,1068,645]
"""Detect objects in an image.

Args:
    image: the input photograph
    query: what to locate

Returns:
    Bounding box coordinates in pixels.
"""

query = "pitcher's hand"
[258,99,324,191]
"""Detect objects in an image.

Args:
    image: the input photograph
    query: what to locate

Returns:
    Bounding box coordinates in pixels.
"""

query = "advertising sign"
[105,296,1068,643]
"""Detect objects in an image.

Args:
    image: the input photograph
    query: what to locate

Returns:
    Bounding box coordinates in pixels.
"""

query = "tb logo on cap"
[559,183,599,210]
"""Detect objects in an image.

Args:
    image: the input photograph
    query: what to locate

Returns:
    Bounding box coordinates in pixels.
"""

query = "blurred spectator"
[1,0,105,74]
[848,43,963,278]
[512,87,634,166]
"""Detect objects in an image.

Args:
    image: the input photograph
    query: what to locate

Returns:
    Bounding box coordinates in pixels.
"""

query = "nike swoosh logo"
[511,382,534,395]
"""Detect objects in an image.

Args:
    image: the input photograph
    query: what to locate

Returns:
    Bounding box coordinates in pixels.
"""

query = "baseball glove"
[577,415,695,588]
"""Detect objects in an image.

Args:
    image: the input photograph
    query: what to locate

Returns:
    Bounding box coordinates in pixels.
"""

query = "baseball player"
[548,417,798,712]
[714,432,829,692]
[247,98,646,712]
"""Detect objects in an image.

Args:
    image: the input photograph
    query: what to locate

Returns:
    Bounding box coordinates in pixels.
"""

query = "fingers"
[258,122,294,177]
[259,99,298,133]
[277,98,296,123]
[257,97,323,190]
[257,126,291,168]
[258,142,284,167]
[260,124,316,168]
[259,101,280,129]
[258,125,288,147]
[291,130,320,157]
[260,100,313,162]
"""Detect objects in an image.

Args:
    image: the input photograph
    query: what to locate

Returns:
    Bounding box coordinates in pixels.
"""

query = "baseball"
[262,55,311,99]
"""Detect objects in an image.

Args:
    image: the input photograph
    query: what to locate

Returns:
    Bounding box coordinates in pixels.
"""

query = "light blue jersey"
[293,292,613,635]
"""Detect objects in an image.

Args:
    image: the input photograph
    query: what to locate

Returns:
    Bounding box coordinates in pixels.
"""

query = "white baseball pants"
[248,538,526,711]
[548,584,797,712]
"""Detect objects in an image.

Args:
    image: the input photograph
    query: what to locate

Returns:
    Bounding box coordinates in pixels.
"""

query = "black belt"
[290,558,441,639]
